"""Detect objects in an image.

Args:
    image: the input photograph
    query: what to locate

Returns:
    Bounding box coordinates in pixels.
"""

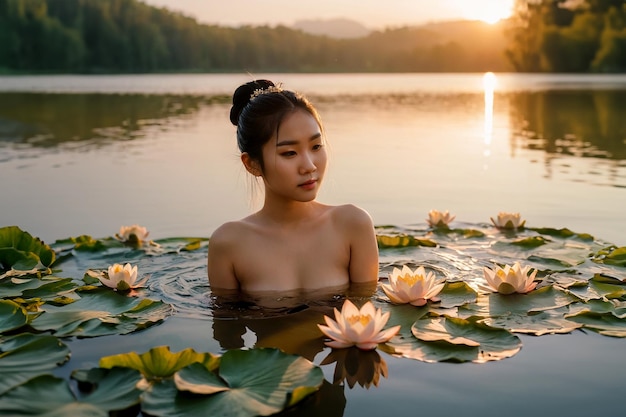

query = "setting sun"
[452,0,515,24]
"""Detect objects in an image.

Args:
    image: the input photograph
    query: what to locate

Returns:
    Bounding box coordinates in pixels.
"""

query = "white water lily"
[98,263,148,291]
[490,212,525,229]
[116,224,150,244]
[483,262,537,295]
[426,210,456,228]
[382,265,445,306]
[318,300,400,350]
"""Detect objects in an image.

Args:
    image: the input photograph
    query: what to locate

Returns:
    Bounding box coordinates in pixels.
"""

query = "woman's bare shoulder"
[331,204,374,226]
[209,218,255,246]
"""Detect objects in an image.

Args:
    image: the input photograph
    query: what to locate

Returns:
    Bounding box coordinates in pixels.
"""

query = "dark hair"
[229,79,323,171]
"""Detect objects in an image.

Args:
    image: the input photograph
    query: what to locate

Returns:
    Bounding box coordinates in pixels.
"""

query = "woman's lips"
[298,179,317,190]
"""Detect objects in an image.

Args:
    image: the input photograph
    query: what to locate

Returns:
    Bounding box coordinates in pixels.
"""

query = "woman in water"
[208,79,379,296]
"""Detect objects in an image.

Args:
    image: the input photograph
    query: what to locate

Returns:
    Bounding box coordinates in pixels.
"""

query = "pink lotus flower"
[382,265,445,306]
[318,300,400,350]
[483,262,537,294]
[116,225,150,244]
[98,263,148,291]
[490,212,525,230]
[426,210,456,228]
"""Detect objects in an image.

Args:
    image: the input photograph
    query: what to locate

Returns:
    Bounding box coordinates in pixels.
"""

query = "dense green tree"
[506,0,626,72]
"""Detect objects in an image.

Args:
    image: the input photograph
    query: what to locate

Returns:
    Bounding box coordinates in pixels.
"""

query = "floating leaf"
[53,235,123,253]
[566,311,626,337]
[383,316,521,363]
[100,345,219,381]
[142,348,324,417]
[0,368,142,416]
[0,300,28,334]
[592,246,626,268]
[0,276,76,300]
[153,237,209,252]
[0,226,55,271]
[0,333,70,395]
[437,281,477,309]
[481,310,582,335]
[378,302,430,334]
[377,234,437,248]
[527,254,577,268]
[511,236,549,248]
[30,288,173,337]
[459,286,578,318]
[528,227,594,241]
[448,228,486,238]
[566,275,626,301]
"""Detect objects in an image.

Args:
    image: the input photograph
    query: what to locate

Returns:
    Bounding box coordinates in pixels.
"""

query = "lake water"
[0,73,624,245]
[1,73,625,416]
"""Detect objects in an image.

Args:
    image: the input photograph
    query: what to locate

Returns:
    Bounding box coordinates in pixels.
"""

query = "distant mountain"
[293,18,371,39]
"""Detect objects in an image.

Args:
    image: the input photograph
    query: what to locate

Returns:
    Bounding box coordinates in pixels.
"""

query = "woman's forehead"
[274,110,322,142]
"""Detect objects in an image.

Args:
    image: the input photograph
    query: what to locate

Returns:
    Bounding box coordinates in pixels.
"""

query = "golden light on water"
[483,71,497,148]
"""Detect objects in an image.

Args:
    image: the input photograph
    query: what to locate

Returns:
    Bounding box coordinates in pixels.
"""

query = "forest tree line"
[0,0,624,73]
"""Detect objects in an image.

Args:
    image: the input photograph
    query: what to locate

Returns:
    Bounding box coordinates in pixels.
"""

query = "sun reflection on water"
[483,72,496,147]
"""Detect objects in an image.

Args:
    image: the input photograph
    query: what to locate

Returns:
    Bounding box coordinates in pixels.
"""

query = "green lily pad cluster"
[0,226,325,416]
[1,222,625,415]
[375,222,626,363]
[0,343,323,417]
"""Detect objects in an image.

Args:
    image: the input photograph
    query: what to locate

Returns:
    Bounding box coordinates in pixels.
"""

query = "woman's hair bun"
[229,79,275,126]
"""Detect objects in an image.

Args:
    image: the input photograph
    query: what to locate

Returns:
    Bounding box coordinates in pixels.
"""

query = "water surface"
[1,73,624,245]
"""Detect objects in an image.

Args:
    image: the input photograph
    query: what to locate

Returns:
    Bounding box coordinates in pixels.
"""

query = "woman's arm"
[207,224,240,290]
[343,205,379,284]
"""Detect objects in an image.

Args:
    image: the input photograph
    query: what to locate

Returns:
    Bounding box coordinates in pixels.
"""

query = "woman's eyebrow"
[276,132,322,147]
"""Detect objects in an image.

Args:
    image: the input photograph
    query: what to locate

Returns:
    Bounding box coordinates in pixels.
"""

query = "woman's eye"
[312,144,323,151]
[281,151,296,157]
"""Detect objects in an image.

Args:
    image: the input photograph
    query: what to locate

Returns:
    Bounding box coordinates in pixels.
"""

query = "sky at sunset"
[141,0,516,28]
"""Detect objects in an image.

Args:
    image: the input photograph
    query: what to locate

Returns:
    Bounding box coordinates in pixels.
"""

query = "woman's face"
[260,109,327,203]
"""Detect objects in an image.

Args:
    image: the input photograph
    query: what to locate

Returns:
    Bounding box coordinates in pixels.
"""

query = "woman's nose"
[300,152,317,174]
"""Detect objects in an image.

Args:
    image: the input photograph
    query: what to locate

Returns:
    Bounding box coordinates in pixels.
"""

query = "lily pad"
[383,316,521,363]
[566,275,626,301]
[30,287,173,337]
[529,227,594,241]
[0,276,76,300]
[153,237,209,252]
[458,286,578,318]
[100,345,219,381]
[142,348,324,417]
[0,226,56,271]
[566,311,626,337]
[481,310,583,335]
[377,234,437,248]
[0,368,142,416]
[592,246,626,268]
[437,281,477,309]
[0,300,29,334]
[0,333,70,395]
[511,236,549,248]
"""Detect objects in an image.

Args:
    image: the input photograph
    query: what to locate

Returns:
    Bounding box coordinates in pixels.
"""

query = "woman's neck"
[259,198,321,225]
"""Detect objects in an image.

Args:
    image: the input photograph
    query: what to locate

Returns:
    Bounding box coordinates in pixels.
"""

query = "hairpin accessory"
[250,84,283,100]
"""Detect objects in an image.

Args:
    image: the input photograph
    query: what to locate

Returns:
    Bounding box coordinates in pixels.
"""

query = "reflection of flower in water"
[320,347,388,389]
